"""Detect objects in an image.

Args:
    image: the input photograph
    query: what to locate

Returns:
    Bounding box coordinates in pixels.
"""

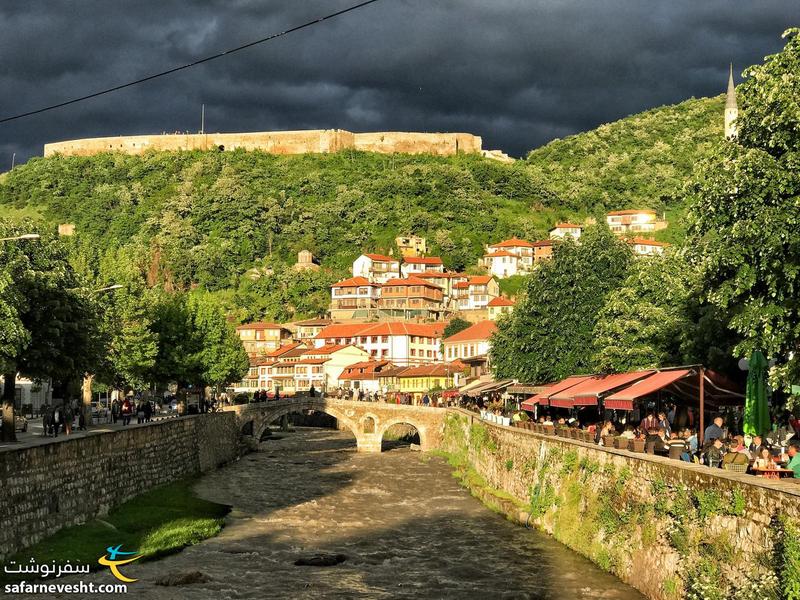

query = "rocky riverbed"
[15,427,644,599]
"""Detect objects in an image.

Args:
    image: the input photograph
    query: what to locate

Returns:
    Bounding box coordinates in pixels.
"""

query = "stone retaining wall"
[441,410,800,600]
[0,413,241,561]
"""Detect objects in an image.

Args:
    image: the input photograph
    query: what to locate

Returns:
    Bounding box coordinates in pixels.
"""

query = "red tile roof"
[364,253,396,262]
[316,322,446,339]
[453,281,469,289]
[339,360,393,380]
[484,250,516,258]
[293,358,331,365]
[398,364,459,378]
[488,297,515,307]
[331,276,379,288]
[293,318,333,327]
[531,240,554,247]
[607,209,656,216]
[415,271,456,279]
[304,344,363,356]
[403,256,443,265]
[490,237,534,249]
[266,343,306,357]
[629,238,670,247]
[236,322,287,331]
[468,275,493,285]
[383,276,442,289]
[443,320,497,343]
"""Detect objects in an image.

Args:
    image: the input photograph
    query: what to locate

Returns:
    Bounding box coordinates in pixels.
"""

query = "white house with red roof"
[482,237,535,278]
[314,321,445,366]
[549,223,583,240]
[330,276,382,319]
[487,296,515,320]
[442,320,497,380]
[338,359,394,393]
[606,210,667,235]
[352,253,400,283]
[378,276,445,316]
[235,322,293,357]
[629,238,670,256]
[401,256,445,277]
[453,275,500,311]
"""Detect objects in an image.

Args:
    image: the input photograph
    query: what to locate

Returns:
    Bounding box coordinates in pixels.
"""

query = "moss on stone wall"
[438,411,800,600]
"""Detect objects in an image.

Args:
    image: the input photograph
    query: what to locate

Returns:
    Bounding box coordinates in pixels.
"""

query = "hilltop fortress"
[43,129,513,162]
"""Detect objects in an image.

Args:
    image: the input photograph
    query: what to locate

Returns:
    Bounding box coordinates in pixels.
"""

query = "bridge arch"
[252,403,360,445]
[378,417,427,450]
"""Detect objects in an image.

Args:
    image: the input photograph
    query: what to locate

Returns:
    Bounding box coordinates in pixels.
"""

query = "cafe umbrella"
[743,350,770,437]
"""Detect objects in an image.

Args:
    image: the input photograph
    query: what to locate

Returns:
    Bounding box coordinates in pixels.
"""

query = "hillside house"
[314,322,445,366]
[549,223,583,240]
[235,322,293,357]
[487,296,515,320]
[401,256,445,277]
[352,253,400,283]
[606,210,667,235]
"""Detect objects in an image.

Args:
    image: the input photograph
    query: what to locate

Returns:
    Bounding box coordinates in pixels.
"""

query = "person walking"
[51,404,61,437]
[63,403,73,435]
[143,399,152,423]
[41,404,52,438]
[111,399,120,424]
[121,397,132,426]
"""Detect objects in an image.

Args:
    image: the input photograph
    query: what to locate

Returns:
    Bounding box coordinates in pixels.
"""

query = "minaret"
[724,64,738,139]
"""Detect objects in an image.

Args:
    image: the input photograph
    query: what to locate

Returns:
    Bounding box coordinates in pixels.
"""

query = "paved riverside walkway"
[0,414,179,453]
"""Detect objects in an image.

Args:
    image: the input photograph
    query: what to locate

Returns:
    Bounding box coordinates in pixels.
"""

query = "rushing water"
[20,427,645,599]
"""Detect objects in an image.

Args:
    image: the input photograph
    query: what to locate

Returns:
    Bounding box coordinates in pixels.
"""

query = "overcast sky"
[0,1,795,165]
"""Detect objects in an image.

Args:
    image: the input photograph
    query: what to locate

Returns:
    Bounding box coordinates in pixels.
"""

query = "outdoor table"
[752,467,795,480]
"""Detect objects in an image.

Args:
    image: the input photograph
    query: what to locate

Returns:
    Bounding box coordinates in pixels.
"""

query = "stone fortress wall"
[0,413,241,561]
[43,129,500,159]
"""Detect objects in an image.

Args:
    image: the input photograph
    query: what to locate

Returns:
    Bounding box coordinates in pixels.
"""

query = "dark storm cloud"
[0,0,794,165]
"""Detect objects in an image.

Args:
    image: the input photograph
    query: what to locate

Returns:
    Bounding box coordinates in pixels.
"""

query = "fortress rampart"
[43,129,488,159]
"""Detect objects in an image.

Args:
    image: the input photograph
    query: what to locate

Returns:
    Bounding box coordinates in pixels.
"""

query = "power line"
[0,0,383,125]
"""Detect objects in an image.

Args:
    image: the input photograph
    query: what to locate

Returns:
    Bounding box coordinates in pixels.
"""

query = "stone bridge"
[222,398,446,453]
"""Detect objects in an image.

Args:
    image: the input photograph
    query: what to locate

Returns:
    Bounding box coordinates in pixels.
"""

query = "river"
[24,427,645,599]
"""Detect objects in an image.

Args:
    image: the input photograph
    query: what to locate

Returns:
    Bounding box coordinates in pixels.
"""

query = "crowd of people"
[40,400,86,437]
[512,407,800,479]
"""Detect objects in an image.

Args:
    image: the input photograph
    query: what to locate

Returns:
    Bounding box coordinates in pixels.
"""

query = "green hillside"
[526,95,724,215]
[0,94,726,321]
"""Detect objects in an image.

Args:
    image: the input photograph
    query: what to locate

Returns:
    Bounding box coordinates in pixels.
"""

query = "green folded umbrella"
[743,350,770,437]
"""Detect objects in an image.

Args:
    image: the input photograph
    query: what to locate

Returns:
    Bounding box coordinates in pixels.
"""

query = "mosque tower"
[724,64,738,139]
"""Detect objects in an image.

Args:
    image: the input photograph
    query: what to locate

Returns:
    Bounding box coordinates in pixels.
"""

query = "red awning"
[521,396,539,411]
[604,369,692,402]
[549,371,654,407]
[441,389,460,398]
[604,398,635,411]
[528,375,593,407]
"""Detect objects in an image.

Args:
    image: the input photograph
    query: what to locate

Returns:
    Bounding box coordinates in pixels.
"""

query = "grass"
[1,478,229,581]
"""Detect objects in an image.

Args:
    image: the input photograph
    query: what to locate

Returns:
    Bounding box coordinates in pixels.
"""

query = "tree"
[0,220,102,441]
[490,225,632,383]
[189,293,249,389]
[685,29,800,389]
[443,318,472,340]
[592,252,699,372]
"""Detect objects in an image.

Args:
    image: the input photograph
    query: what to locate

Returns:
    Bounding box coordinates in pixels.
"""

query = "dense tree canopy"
[490,226,632,383]
[686,28,800,389]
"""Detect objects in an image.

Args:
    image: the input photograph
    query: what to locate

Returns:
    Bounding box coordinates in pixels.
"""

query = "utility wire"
[0,0,383,125]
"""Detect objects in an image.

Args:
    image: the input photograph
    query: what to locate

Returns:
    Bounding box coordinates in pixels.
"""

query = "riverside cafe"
[521,366,745,444]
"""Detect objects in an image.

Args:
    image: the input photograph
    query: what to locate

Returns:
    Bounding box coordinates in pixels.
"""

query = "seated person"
[684,429,699,454]
[645,428,667,452]
[749,435,766,459]
[753,447,776,470]
[730,435,749,454]
[786,443,800,478]
[665,432,687,459]
[704,438,725,468]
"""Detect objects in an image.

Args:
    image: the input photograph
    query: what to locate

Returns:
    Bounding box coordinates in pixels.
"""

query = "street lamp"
[0,234,40,242]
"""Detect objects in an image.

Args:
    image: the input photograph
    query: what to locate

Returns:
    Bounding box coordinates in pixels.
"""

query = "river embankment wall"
[0,413,241,560]
[440,409,800,600]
